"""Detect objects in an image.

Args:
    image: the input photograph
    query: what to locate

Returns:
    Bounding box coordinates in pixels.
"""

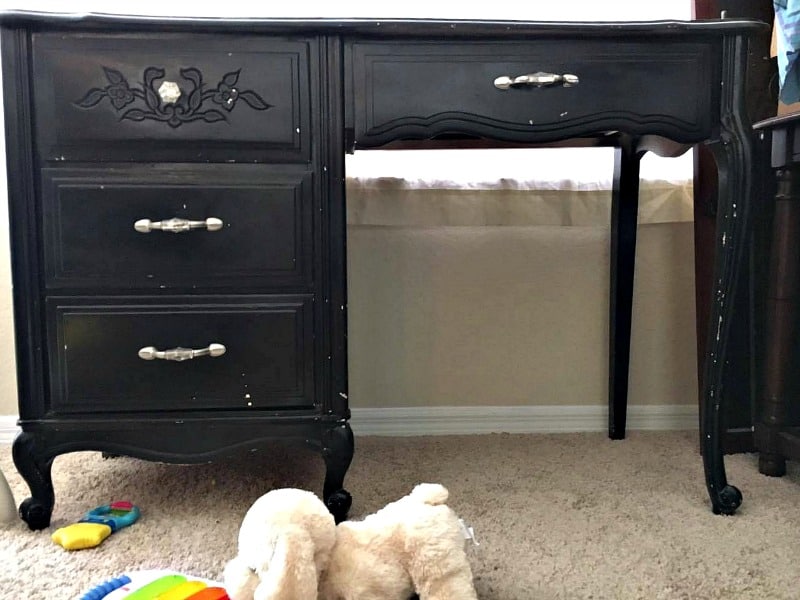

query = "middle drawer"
[41,165,314,290]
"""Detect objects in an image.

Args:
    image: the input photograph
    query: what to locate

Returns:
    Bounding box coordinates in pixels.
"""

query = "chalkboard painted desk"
[0,12,766,527]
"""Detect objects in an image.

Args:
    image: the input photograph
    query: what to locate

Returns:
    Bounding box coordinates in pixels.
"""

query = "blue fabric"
[775,1,800,103]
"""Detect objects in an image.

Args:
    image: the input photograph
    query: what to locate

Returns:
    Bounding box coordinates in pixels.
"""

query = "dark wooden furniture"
[0,12,765,528]
[753,113,800,476]
[693,0,776,455]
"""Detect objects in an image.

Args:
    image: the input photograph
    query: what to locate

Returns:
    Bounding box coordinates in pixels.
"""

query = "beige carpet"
[0,431,799,599]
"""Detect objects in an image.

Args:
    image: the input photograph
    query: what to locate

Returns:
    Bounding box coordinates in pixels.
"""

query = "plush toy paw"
[52,501,139,550]
[222,556,259,600]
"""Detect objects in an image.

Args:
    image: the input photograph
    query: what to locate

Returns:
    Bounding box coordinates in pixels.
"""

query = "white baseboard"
[0,405,698,444]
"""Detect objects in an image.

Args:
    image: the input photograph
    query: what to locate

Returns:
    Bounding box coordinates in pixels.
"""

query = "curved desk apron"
[0,12,767,526]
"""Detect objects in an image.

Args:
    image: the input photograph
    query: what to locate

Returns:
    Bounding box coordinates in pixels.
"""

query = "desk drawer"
[32,32,314,162]
[47,296,315,414]
[348,41,716,146]
[42,165,313,289]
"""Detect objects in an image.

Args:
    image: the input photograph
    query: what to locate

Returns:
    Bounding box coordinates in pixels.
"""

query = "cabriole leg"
[321,421,354,523]
[699,33,756,516]
[703,127,753,511]
[12,431,55,530]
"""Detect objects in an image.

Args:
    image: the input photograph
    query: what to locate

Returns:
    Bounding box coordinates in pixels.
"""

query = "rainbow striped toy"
[80,570,229,600]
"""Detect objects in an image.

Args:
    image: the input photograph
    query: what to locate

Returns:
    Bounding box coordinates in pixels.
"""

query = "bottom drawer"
[46,296,315,414]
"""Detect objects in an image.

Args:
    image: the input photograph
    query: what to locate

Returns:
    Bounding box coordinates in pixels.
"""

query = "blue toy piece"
[84,502,141,531]
[80,575,132,600]
[79,570,229,600]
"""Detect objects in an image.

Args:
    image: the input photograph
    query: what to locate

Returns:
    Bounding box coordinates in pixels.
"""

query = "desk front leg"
[321,421,354,523]
[12,431,55,530]
[702,118,752,515]
[609,142,643,440]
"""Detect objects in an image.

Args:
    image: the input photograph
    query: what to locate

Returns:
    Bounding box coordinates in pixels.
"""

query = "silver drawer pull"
[134,217,224,233]
[138,343,227,362]
[493,72,579,90]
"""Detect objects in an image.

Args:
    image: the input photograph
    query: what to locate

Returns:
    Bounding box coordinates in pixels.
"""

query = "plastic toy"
[80,570,229,600]
[52,501,140,550]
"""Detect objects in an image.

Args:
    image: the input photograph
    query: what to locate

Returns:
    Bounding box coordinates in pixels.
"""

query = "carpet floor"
[1,430,799,599]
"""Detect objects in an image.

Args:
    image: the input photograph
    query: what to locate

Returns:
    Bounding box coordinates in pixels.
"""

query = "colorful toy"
[81,570,229,600]
[52,501,140,550]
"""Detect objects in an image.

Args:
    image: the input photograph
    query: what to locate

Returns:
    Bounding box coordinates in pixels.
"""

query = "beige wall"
[0,199,14,415]
[347,222,697,410]
[0,84,15,415]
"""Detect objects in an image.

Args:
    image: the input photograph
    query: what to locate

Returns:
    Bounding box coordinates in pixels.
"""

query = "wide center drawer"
[46,296,315,414]
[348,40,716,146]
[41,165,314,289]
[32,32,314,162]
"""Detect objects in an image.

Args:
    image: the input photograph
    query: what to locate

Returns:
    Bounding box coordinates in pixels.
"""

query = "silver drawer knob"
[138,343,227,362]
[158,80,182,104]
[134,217,224,233]
[494,72,579,90]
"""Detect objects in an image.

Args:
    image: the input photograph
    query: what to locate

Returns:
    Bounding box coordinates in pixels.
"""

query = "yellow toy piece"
[51,522,112,550]
[156,580,208,599]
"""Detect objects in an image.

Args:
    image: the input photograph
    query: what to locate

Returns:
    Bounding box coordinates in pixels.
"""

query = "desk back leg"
[609,142,643,440]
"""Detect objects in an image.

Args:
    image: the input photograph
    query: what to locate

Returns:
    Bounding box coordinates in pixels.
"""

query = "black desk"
[0,12,766,527]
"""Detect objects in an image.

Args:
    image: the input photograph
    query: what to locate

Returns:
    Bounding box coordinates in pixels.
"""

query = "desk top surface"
[0,11,768,37]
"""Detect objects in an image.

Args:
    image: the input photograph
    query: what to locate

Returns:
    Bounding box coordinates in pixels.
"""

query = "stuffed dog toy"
[318,483,478,600]
[223,488,337,600]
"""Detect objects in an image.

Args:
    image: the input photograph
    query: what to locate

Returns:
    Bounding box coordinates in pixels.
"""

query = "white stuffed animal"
[319,483,478,600]
[223,488,337,600]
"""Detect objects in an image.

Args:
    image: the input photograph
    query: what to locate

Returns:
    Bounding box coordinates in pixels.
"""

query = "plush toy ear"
[222,555,260,600]
[253,525,318,600]
[409,483,449,505]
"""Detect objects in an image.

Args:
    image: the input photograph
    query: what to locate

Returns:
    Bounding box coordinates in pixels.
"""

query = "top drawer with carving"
[31,33,315,163]
[347,40,717,147]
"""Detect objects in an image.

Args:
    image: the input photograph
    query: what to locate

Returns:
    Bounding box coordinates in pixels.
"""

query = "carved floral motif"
[74,66,271,127]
